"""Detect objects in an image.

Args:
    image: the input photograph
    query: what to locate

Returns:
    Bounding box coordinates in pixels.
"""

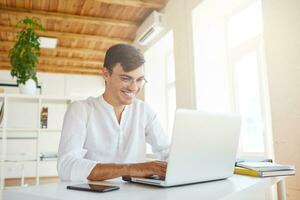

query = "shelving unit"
[0,94,73,189]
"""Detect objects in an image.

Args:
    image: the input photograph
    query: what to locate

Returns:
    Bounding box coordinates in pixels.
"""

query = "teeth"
[123,91,134,97]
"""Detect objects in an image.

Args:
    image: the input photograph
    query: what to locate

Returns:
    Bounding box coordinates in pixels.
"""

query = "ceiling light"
[38,36,57,48]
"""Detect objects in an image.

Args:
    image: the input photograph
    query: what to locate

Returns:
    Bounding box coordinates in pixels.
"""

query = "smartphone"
[66,184,120,193]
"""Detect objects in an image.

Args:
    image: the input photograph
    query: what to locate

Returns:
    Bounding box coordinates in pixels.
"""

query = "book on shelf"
[234,161,296,177]
[40,152,57,161]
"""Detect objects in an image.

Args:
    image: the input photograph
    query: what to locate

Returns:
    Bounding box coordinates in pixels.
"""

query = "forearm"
[87,161,167,181]
[87,163,130,181]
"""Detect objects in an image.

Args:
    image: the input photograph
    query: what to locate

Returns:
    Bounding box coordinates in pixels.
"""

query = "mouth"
[121,90,135,98]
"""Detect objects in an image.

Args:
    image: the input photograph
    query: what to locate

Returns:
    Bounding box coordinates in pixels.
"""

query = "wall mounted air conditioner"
[135,11,164,46]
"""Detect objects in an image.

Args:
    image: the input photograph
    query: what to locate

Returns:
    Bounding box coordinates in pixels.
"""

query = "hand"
[127,161,167,178]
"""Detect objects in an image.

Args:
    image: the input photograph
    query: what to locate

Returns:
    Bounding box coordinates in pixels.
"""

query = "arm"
[87,161,167,181]
[57,101,97,181]
[145,105,170,160]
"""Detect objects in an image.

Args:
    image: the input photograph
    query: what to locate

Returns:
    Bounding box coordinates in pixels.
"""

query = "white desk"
[3,175,285,200]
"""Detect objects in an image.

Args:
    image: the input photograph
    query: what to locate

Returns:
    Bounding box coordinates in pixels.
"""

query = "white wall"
[0,70,105,97]
[139,0,198,109]
[262,0,300,199]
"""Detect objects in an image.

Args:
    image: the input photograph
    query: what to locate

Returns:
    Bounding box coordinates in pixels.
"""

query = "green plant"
[9,17,45,85]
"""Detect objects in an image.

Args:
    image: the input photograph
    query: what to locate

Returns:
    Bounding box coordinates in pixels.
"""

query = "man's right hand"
[126,161,167,178]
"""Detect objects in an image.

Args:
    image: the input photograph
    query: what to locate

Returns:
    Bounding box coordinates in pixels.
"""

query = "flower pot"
[19,79,37,95]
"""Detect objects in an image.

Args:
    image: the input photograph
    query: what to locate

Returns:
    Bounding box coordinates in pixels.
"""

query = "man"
[57,44,169,181]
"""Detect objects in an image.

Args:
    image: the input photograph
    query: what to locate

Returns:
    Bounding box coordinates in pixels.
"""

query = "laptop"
[123,109,241,187]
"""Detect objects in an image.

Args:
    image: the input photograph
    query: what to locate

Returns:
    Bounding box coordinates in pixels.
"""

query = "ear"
[102,67,110,81]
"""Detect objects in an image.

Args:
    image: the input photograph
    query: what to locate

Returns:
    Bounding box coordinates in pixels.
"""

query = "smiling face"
[103,63,145,107]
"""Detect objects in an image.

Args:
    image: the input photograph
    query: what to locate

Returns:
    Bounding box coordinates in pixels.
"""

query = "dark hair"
[103,44,145,73]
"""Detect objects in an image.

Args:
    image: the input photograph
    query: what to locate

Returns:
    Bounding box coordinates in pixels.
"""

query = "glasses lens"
[138,79,147,87]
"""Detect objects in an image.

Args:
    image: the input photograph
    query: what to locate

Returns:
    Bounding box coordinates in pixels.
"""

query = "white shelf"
[0,132,37,139]
[39,129,62,132]
[4,159,37,162]
[0,137,37,140]
[0,128,61,132]
[40,159,57,162]
[0,94,72,188]
[0,128,62,136]
[4,159,58,162]
[0,93,74,101]
[5,128,39,132]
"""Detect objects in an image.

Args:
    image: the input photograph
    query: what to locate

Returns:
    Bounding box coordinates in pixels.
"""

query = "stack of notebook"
[234,161,295,177]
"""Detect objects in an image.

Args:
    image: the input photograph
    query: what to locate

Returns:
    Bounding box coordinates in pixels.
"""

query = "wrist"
[123,164,132,176]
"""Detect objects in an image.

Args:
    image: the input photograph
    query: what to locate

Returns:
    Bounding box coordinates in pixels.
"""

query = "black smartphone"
[66,184,120,193]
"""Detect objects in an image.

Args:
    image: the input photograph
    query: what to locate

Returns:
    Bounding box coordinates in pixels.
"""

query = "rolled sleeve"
[58,151,97,181]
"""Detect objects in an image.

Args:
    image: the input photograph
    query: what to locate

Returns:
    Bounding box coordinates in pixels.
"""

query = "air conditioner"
[135,11,164,46]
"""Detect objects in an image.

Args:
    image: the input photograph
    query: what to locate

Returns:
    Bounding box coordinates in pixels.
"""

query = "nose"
[128,80,139,91]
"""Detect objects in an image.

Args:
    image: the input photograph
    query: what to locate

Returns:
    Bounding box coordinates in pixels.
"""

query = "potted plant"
[9,17,45,95]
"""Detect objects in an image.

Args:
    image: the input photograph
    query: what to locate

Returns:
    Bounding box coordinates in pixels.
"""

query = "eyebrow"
[120,74,145,80]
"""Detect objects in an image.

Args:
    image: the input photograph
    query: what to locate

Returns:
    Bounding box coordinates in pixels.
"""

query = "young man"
[57,44,169,181]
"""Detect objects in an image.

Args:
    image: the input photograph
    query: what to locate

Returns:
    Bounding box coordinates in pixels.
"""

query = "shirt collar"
[99,95,114,111]
[99,94,130,127]
[99,95,129,112]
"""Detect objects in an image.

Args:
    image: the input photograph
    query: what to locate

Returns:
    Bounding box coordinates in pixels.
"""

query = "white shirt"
[57,95,169,181]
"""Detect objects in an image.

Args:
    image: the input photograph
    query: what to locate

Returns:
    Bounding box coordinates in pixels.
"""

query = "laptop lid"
[164,109,241,186]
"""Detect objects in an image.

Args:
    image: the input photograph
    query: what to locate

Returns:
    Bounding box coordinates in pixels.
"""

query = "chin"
[119,91,137,105]
[121,97,135,105]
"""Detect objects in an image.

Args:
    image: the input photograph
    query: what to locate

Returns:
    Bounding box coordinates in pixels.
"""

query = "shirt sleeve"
[57,101,97,181]
[144,104,170,160]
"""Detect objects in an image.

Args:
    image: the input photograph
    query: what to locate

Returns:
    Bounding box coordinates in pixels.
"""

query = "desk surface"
[3,175,285,200]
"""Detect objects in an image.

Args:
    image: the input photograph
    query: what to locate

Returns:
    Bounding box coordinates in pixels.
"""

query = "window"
[192,11,230,113]
[166,51,176,133]
[232,51,265,153]
[144,31,176,154]
[192,0,272,157]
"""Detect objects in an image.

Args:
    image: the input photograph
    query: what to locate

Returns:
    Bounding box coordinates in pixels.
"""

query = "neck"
[103,91,125,122]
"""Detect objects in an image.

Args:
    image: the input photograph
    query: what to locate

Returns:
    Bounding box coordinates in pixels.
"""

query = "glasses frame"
[107,68,148,88]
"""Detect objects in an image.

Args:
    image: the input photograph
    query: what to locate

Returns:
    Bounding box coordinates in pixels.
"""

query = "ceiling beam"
[0,7,139,28]
[36,68,102,76]
[0,25,132,44]
[95,0,165,9]
[0,61,102,71]
[0,65,101,76]
[0,51,103,67]
[0,62,103,76]
[0,41,106,58]
[40,55,103,66]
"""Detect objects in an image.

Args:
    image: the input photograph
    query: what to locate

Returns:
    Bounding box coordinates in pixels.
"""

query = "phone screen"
[67,184,120,193]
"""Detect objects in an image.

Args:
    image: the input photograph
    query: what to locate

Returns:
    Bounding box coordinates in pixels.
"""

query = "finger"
[155,165,167,176]
[153,161,168,168]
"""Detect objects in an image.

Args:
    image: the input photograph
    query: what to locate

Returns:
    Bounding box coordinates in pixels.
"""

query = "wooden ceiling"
[0,0,168,76]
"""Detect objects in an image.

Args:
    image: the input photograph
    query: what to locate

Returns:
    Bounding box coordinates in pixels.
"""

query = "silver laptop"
[123,109,241,187]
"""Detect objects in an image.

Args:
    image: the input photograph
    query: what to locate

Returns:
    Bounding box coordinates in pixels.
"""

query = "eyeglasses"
[119,75,148,87]
[107,68,148,87]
